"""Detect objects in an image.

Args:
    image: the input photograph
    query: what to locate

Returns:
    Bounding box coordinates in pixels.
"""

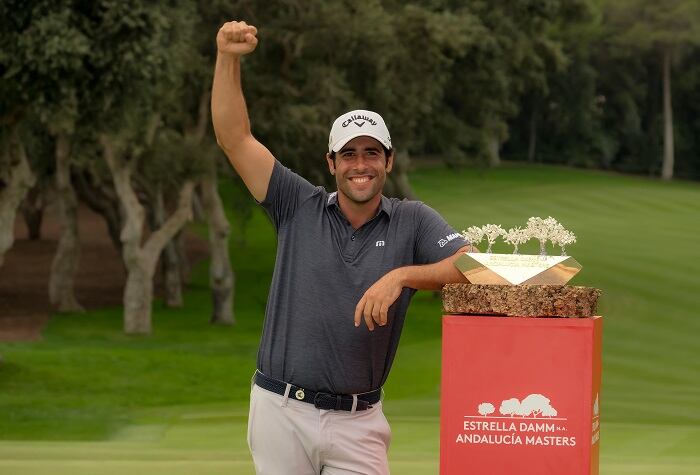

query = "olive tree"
[85,0,198,333]
[0,4,39,267]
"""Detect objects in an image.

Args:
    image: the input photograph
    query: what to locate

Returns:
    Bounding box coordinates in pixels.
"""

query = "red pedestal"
[440,315,602,475]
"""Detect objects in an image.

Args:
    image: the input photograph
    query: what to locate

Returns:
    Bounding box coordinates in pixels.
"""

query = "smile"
[350,176,372,183]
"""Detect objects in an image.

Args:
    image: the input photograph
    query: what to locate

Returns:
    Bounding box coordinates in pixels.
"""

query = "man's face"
[327,136,393,205]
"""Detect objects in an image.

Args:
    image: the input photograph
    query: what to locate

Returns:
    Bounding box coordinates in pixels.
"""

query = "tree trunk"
[202,169,234,325]
[387,149,416,200]
[528,107,537,163]
[49,132,84,312]
[139,181,194,325]
[187,88,234,324]
[74,170,123,254]
[162,233,183,307]
[661,45,674,181]
[175,231,190,285]
[123,262,154,334]
[151,187,183,308]
[0,127,36,267]
[102,135,146,332]
[191,188,206,222]
[103,134,194,333]
[101,110,196,332]
[488,132,501,168]
[21,184,44,240]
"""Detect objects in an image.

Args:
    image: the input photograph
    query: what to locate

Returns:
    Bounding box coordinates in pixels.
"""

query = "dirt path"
[0,205,208,341]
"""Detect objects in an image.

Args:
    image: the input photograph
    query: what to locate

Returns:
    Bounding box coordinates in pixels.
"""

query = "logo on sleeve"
[438,232,461,248]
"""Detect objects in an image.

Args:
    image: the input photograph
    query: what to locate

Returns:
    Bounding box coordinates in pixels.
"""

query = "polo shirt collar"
[326,191,392,217]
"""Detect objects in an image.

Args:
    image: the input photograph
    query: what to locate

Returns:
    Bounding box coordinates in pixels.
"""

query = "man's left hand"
[354,269,404,331]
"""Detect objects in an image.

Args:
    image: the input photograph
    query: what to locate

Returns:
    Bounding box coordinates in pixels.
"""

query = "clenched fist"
[217,21,258,56]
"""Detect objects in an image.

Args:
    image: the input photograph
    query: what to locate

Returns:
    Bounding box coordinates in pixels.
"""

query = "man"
[211,20,469,475]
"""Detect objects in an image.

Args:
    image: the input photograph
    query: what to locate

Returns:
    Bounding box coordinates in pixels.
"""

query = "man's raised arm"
[211,21,274,202]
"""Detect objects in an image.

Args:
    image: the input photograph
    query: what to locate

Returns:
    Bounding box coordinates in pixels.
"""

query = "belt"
[254,371,381,411]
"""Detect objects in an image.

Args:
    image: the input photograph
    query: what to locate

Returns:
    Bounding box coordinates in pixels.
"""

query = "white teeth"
[351,177,370,183]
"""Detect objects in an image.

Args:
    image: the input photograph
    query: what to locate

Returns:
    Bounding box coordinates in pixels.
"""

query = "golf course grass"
[1,163,698,474]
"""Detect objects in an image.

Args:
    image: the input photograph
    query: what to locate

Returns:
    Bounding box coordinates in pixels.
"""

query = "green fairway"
[1,163,699,473]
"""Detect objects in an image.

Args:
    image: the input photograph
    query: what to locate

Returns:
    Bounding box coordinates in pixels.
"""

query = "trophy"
[446,217,599,317]
[458,217,581,286]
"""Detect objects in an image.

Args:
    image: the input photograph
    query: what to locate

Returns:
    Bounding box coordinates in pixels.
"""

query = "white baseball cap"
[328,109,392,153]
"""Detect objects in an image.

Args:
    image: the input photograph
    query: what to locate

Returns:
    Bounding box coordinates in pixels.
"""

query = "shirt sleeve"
[260,160,318,230]
[413,202,469,265]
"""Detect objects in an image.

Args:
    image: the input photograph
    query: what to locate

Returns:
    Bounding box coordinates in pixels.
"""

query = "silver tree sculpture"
[550,228,577,256]
[526,217,548,255]
[482,224,506,254]
[504,226,530,254]
[464,217,576,257]
[461,225,485,252]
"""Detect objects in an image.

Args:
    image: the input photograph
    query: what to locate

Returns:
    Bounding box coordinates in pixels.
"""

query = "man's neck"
[337,193,382,230]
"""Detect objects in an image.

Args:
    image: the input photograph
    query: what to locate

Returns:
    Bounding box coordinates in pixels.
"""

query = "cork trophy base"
[442,283,601,318]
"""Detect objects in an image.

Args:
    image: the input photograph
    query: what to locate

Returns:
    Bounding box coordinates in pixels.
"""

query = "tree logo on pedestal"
[457,393,576,448]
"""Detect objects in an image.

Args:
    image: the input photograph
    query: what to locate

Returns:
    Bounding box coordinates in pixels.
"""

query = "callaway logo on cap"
[328,109,392,153]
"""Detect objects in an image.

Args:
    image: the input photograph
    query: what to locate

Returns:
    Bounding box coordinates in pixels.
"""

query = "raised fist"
[217,21,258,56]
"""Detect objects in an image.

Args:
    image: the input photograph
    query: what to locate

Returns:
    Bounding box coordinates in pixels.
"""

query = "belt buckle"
[313,392,328,409]
[313,392,343,410]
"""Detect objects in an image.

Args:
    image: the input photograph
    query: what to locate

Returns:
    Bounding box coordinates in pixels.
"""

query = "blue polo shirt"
[258,160,467,394]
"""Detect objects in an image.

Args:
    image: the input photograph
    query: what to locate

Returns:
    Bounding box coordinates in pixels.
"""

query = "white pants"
[247,384,391,474]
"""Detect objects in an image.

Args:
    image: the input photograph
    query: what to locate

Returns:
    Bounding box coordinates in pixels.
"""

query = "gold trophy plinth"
[455,252,582,286]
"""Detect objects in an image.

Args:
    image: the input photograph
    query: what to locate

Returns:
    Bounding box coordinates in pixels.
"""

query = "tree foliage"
[505,0,700,179]
[6,0,700,195]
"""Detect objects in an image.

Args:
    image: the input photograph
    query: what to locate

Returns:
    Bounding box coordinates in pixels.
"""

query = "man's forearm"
[211,53,250,151]
[394,248,468,291]
[354,247,469,329]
